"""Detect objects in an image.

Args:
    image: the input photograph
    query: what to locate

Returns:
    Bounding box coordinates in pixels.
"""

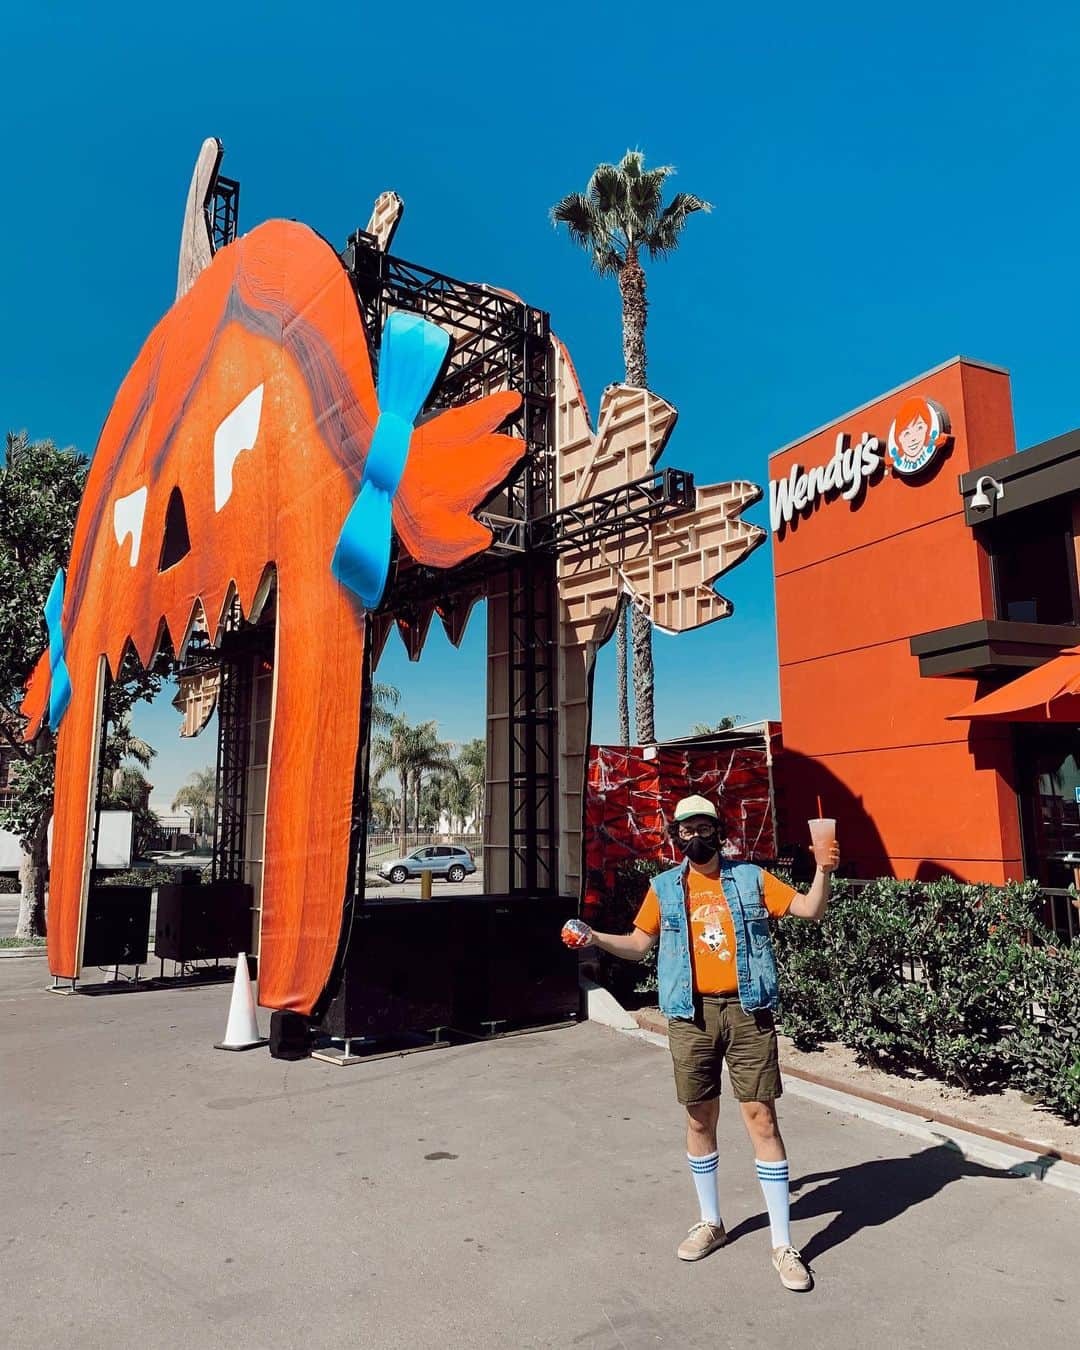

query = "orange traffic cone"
[214,953,268,1051]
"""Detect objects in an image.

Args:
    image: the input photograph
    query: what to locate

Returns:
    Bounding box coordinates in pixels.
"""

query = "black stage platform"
[316,894,581,1044]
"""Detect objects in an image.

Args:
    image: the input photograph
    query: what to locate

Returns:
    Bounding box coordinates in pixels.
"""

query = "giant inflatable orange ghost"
[21,218,522,1013]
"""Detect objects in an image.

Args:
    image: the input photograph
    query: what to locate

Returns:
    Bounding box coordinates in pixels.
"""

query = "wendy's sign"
[769,397,951,533]
[887,396,951,476]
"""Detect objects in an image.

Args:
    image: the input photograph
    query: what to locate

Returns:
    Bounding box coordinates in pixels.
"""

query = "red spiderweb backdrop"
[582,727,780,923]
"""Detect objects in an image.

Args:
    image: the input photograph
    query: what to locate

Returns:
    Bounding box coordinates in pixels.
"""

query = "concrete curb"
[0,946,48,959]
[611,1004,1080,1198]
[580,977,639,1031]
[781,1075,1080,1197]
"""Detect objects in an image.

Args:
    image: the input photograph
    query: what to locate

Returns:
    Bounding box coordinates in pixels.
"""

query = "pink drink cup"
[808,818,836,857]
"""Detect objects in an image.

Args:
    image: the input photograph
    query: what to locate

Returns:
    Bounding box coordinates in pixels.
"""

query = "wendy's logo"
[887,396,951,476]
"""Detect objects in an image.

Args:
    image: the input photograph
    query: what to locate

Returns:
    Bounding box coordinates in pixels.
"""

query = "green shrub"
[588,857,666,1008]
[772,876,1080,1122]
[0,875,21,894]
[999,937,1080,1123]
[98,865,188,888]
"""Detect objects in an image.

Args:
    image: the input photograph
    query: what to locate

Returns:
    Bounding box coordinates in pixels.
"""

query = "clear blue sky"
[7,3,1080,803]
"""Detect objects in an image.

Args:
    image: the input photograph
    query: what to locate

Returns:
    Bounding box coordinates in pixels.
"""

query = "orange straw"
[816,795,822,816]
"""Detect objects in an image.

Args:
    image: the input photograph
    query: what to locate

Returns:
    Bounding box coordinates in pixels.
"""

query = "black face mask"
[677,835,719,865]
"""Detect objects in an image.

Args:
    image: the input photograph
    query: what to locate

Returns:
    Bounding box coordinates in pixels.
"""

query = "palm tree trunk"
[618,248,655,743]
[615,600,630,746]
[618,249,648,388]
[631,604,656,744]
[399,769,409,854]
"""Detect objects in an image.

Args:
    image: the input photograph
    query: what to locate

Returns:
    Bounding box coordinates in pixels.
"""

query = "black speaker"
[154,881,253,962]
[269,1010,311,1060]
[82,886,152,967]
[451,895,580,1032]
[317,898,456,1040]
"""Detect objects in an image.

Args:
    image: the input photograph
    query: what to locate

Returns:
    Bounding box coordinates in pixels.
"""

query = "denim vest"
[653,859,779,1018]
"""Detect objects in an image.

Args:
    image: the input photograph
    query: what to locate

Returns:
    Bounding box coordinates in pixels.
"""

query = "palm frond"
[593,243,624,276]
[556,154,708,272]
[620,149,645,177]
[587,162,629,219]
[552,191,610,251]
[644,192,712,259]
[625,176,662,238]
[662,191,713,217]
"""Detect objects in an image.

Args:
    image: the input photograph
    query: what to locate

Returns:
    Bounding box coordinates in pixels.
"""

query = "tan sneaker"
[772,1245,812,1291]
[677,1220,727,1261]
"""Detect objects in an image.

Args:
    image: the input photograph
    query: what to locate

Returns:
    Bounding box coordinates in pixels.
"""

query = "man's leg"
[739,1098,786,1162]
[669,1008,726,1260]
[686,1097,721,1224]
[740,1101,811,1290]
[740,1100,791,1247]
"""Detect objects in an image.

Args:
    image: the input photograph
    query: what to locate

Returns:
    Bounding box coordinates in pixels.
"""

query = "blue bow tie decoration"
[331,311,450,609]
[44,568,72,732]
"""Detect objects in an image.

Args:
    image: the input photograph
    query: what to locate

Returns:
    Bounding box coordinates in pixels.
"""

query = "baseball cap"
[673,794,719,822]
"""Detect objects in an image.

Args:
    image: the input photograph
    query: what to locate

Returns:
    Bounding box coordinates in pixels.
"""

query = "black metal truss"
[211,637,253,884]
[210,175,240,253]
[342,230,564,898]
[382,469,697,620]
[342,231,554,526]
[529,468,696,554]
[508,553,558,895]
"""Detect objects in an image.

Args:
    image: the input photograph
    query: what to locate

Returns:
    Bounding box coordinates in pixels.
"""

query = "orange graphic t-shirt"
[634,868,796,995]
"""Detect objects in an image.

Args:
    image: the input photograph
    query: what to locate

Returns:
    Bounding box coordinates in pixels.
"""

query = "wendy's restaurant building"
[768,355,1080,940]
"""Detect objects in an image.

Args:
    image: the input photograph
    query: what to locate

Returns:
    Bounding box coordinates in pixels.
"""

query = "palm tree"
[172,766,217,845]
[419,773,448,830]
[371,716,452,853]
[103,764,161,855]
[369,784,398,832]
[371,680,400,730]
[457,737,486,832]
[423,763,474,834]
[552,150,711,745]
[372,715,411,848]
[411,728,453,833]
[102,712,155,792]
[444,767,474,834]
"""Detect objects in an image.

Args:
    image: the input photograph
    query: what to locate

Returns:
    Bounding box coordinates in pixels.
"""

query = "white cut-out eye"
[113,487,148,567]
[214,384,264,512]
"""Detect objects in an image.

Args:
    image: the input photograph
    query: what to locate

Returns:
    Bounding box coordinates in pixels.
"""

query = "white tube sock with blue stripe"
[687,1151,721,1225]
[755,1158,791,1248]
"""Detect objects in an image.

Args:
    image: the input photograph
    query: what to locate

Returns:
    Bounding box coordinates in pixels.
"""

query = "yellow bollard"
[420,868,433,900]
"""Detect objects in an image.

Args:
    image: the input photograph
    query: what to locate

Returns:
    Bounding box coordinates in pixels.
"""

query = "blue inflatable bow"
[44,568,72,733]
[331,311,450,609]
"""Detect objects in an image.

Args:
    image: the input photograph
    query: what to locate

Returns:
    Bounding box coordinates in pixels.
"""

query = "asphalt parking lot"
[2,955,1078,1350]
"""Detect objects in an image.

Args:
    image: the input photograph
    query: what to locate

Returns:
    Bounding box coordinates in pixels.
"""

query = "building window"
[991,501,1078,625]
[1015,726,1080,890]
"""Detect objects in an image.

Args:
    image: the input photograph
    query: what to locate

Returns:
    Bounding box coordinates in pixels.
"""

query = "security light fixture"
[970,475,1005,512]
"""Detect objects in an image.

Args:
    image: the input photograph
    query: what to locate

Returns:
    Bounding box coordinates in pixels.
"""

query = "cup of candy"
[561,918,592,949]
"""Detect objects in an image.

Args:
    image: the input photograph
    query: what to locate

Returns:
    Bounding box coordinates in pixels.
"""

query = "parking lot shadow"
[725,1138,1047,1261]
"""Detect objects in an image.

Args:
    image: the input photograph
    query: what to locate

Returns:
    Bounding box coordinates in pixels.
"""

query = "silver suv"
[377,845,477,885]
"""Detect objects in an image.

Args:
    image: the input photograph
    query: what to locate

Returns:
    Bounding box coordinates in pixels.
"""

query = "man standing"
[566,794,838,1291]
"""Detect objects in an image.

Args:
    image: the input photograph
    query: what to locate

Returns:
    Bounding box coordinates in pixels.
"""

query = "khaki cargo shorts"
[667,993,782,1105]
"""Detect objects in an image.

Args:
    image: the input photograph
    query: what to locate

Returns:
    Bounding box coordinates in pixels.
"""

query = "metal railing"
[828,879,1079,993]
